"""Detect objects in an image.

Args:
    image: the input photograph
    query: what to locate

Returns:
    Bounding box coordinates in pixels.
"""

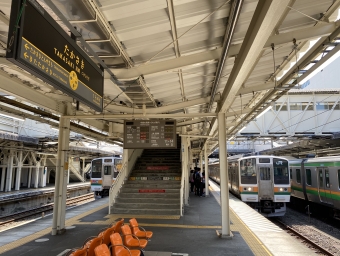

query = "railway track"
[0,184,91,203]
[274,218,337,256]
[0,193,94,228]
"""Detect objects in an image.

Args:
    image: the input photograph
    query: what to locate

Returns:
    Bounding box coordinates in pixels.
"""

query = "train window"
[104,166,112,175]
[306,169,312,186]
[259,158,270,163]
[273,159,289,184]
[296,169,301,183]
[318,171,323,188]
[260,167,270,180]
[91,159,102,178]
[338,170,340,189]
[240,158,257,184]
[290,169,292,180]
[325,170,330,188]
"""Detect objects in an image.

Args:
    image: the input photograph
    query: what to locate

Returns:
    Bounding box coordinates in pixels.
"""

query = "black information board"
[124,120,177,149]
[6,0,103,112]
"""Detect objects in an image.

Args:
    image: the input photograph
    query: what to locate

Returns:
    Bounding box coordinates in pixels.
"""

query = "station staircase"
[111,138,182,215]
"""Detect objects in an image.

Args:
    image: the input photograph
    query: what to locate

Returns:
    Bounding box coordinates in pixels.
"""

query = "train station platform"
[0,181,315,256]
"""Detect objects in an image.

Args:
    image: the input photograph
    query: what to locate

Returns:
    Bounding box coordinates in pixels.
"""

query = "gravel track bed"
[277,208,340,255]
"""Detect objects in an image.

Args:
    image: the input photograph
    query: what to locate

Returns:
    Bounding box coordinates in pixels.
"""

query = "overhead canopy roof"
[0,0,339,155]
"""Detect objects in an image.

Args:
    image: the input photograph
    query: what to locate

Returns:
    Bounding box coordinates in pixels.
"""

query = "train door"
[113,158,123,180]
[317,168,333,205]
[258,165,274,199]
[102,164,113,188]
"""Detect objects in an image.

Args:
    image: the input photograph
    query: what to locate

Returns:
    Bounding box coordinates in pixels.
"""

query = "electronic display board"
[6,0,103,112]
[124,120,177,149]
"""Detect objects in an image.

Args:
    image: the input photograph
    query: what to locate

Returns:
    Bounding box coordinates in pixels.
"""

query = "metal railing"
[108,161,127,214]
[108,149,143,214]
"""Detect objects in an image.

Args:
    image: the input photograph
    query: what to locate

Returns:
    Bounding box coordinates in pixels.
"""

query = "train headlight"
[279,188,283,192]
[279,188,288,192]
[247,187,252,191]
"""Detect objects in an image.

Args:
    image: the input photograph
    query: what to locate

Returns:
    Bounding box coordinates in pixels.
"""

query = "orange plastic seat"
[98,225,116,245]
[83,236,103,256]
[129,218,153,239]
[121,225,148,249]
[66,247,88,256]
[94,244,111,256]
[110,233,140,256]
[114,218,124,235]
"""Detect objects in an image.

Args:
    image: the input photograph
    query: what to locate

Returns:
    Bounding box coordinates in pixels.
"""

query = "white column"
[34,162,40,188]
[67,157,71,184]
[15,151,23,190]
[199,152,203,172]
[41,156,47,187]
[123,149,129,175]
[5,151,14,192]
[0,165,5,191]
[52,109,71,235]
[28,164,32,188]
[47,170,51,184]
[204,145,209,197]
[82,158,85,181]
[218,112,231,238]
[185,137,190,205]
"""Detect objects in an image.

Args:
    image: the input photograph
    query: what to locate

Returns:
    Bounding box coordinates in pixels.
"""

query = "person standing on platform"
[201,172,206,197]
[189,170,194,192]
[194,167,202,196]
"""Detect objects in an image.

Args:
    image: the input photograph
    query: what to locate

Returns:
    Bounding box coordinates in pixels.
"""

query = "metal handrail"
[108,161,127,214]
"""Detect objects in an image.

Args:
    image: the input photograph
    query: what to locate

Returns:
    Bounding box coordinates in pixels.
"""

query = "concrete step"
[111,207,181,215]
[126,180,181,184]
[132,169,181,173]
[115,197,179,204]
[113,202,180,209]
[120,187,180,193]
[128,177,181,182]
[130,172,181,176]
[118,192,179,198]
[123,183,181,189]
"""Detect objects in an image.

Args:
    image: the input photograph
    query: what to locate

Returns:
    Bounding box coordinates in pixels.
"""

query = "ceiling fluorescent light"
[256,106,272,119]
[0,111,25,121]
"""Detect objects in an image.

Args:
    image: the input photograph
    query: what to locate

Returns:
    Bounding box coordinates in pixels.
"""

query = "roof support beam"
[112,22,338,79]
[63,113,217,120]
[218,0,292,114]
[105,94,220,114]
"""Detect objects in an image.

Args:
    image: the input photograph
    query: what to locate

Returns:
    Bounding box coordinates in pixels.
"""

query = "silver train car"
[90,156,123,197]
[289,156,340,216]
[209,155,291,217]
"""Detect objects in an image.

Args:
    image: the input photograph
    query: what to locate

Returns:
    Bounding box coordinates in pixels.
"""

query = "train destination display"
[124,120,177,149]
[6,0,103,112]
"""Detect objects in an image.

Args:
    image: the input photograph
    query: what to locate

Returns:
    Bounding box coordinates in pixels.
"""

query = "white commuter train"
[209,155,291,217]
[90,156,123,197]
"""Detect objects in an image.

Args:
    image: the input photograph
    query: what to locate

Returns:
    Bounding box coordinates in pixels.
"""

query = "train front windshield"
[240,158,257,184]
[91,159,102,178]
[273,158,289,184]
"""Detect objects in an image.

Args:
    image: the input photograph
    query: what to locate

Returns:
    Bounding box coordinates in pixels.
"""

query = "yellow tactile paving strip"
[229,208,272,256]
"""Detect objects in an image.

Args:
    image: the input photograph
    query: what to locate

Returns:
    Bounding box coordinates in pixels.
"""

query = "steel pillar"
[204,145,209,197]
[15,151,23,190]
[218,112,232,239]
[5,151,14,192]
[52,106,71,235]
